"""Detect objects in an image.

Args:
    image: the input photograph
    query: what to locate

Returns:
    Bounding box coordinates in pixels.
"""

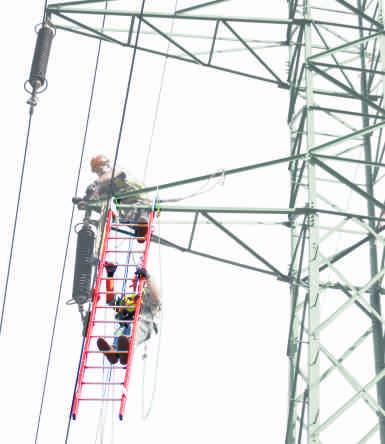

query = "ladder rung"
[92,320,133,324]
[102,264,137,267]
[85,366,126,370]
[96,305,136,309]
[82,382,123,385]
[108,237,141,240]
[87,350,129,354]
[79,398,122,401]
[105,250,144,253]
[90,335,118,338]
[108,236,145,240]
[92,320,134,324]
[99,278,134,281]
[111,223,147,227]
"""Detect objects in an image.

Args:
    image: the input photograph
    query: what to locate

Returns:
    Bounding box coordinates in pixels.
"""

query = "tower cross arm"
[46,4,292,87]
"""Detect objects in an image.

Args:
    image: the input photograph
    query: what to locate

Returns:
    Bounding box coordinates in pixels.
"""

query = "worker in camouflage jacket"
[97,263,161,365]
[76,154,151,242]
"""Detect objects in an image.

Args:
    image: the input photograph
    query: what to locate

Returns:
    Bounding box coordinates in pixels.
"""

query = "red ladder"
[71,209,155,420]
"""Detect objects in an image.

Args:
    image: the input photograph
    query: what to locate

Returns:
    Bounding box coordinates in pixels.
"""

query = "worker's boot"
[135,217,148,243]
[117,335,130,366]
[104,261,118,277]
[97,337,119,365]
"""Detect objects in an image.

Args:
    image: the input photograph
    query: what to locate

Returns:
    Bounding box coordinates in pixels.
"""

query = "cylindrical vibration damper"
[28,25,54,90]
[72,225,95,305]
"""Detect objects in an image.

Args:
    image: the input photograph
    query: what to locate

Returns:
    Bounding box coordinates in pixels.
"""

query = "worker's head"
[90,155,111,176]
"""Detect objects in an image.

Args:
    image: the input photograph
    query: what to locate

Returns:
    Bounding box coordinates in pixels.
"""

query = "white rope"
[94,367,112,444]
[158,168,226,203]
[142,0,180,183]
[139,0,180,414]
[110,380,115,444]
[141,210,164,420]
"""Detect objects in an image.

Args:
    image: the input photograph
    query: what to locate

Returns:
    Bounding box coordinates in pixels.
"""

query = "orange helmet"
[90,155,110,173]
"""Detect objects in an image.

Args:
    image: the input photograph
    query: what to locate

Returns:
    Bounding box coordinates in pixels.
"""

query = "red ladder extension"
[71,209,155,420]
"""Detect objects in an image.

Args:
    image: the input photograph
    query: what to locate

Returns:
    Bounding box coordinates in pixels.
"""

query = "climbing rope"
[141,211,164,419]
[158,168,226,203]
[94,278,111,444]
[94,368,112,444]
[137,11,228,404]
[142,0,180,183]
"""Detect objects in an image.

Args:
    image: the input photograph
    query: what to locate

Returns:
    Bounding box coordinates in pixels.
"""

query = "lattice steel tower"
[40,1,385,442]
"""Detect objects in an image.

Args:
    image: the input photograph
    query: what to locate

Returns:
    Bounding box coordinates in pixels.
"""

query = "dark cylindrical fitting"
[28,25,54,90]
[72,225,95,305]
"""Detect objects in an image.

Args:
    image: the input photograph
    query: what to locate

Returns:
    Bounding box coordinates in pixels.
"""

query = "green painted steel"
[46,1,385,442]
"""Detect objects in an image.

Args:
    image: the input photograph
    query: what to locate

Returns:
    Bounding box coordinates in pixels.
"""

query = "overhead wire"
[65,335,87,444]
[42,0,49,21]
[0,111,33,333]
[91,5,148,428]
[34,2,109,442]
[0,0,52,337]
[140,0,179,419]
[108,0,147,206]
[140,0,226,206]
[66,0,148,439]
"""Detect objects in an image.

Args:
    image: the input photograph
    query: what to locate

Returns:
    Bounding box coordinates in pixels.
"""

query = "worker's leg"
[135,320,152,346]
[97,338,119,364]
[135,209,149,243]
[118,336,130,366]
[96,262,119,364]
[114,325,131,366]
[119,207,149,243]
[104,262,117,303]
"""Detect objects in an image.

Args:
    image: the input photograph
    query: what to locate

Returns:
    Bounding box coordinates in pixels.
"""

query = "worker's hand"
[85,183,97,199]
[115,171,127,181]
[135,266,150,280]
[72,197,87,210]
[105,261,118,277]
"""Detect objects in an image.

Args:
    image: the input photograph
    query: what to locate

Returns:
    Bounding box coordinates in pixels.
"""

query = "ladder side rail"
[119,211,155,419]
[71,209,113,419]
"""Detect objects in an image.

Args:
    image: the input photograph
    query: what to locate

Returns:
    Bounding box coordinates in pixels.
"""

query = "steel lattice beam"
[47,1,385,442]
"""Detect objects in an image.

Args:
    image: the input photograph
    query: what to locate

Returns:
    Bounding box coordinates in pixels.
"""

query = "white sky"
[0,1,340,443]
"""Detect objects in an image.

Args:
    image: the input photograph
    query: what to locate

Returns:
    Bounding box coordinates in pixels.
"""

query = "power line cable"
[0,110,34,333]
[108,0,147,201]
[34,5,109,441]
[65,335,86,444]
[65,1,147,440]
[42,0,49,21]
[1,0,53,334]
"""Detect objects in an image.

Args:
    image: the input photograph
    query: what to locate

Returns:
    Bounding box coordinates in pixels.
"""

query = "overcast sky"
[0,2,300,443]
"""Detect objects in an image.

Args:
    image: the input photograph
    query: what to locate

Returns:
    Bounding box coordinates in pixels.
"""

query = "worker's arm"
[105,262,118,304]
[145,276,161,308]
[135,267,161,311]
[106,277,115,304]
